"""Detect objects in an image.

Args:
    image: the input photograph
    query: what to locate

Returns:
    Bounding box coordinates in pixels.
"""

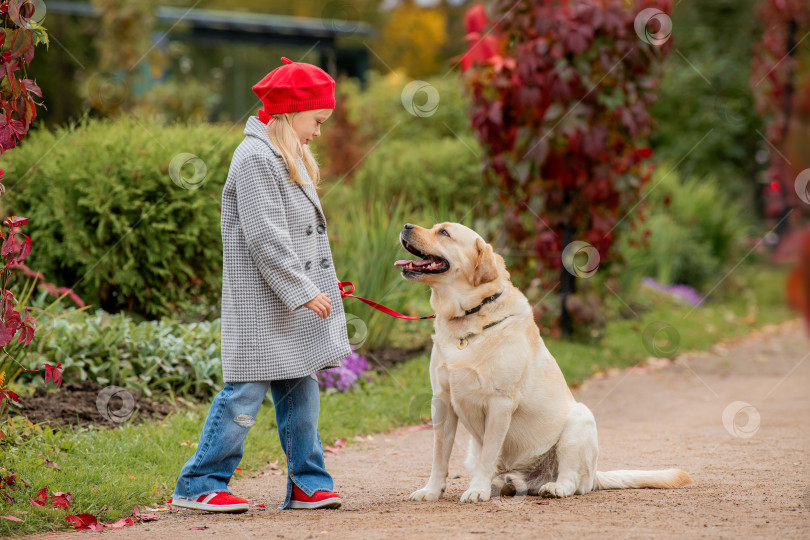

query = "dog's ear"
[472,237,499,286]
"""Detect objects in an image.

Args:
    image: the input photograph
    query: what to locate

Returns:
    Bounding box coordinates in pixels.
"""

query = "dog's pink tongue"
[395,259,431,267]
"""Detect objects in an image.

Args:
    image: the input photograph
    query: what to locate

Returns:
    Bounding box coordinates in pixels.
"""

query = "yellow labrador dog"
[396,222,692,503]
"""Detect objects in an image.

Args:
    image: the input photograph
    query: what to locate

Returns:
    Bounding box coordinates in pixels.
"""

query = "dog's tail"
[593,469,692,490]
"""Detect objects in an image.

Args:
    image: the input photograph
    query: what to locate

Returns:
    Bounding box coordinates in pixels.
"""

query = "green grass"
[0,263,794,536]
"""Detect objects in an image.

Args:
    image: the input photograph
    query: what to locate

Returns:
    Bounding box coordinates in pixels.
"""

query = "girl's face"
[292,108,333,146]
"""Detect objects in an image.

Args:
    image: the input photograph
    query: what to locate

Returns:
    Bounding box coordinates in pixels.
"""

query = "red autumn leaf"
[4,216,28,227]
[235,467,242,473]
[43,363,62,387]
[16,308,34,347]
[49,495,71,508]
[0,388,19,403]
[14,235,31,263]
[31,486,48,507]
[66,513,99,529]
[0,515,23,522]
[21,79,41,98]
[190,526,209,530]
[464,3,489,34]
[1,473,17,487]
[460,33,502,72]
[109,517,135,528]
[133,506,158,521]
[51,363,63,387]
[1,235,13,257]
[324,438,347,455]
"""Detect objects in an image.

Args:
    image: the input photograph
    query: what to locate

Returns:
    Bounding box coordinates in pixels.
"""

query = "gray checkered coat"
[219,115,351,382]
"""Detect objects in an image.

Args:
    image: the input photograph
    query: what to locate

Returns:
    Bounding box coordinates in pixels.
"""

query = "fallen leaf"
[324,438,347,455]
[66,513,99,529]
[128,475,137,480]
[406,423,432,431]
[189,525,209,530]
[0,515,23,522]
[235,467,242,473]
[31,486,48,507]
[535,501,549,505]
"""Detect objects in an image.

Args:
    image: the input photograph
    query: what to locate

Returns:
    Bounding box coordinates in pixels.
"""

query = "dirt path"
[22,320,810,539]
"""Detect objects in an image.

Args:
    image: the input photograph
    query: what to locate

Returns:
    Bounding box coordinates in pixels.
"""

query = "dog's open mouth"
[396,238,449,274]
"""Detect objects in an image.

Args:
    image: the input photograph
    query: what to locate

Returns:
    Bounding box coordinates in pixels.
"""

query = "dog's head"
[396,222,507,290]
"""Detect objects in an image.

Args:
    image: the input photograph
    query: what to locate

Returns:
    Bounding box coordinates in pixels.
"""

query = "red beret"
[252,57,336,124]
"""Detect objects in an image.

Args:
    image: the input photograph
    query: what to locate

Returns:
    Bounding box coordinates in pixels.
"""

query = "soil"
[11,380,178,430]
[18,319,810,539]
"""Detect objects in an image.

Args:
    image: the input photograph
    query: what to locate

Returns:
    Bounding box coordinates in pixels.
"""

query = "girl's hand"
[303,293,331,319]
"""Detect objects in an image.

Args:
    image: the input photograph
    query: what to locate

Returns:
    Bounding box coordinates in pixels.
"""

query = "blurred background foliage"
[0,0,802,354]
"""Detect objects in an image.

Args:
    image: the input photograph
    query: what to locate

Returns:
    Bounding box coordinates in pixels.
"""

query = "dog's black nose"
[404,223,415,230]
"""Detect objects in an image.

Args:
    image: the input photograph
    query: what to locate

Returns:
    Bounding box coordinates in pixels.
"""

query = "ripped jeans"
[171,374,334,509]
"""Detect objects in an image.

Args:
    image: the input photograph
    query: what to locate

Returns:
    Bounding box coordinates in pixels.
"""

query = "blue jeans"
[172,374,334,509]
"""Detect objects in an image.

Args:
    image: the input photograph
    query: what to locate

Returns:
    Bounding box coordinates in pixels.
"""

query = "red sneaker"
[290,484,342,509]
[168,492,249,513]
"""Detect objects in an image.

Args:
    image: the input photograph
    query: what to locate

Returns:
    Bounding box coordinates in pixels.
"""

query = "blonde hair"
[265,112,321,187]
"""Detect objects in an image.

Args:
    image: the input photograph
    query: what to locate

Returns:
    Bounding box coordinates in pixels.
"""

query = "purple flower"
[641,277,703,306]
[316,345,371,392]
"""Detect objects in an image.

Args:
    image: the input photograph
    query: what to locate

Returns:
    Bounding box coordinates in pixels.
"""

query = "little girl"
[169,57,353,513]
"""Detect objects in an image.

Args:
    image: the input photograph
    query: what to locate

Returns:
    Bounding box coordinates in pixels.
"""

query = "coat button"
[320,258,330,269]
[304,261,312,270]
[306,225,314,235]
[317,224,326,234]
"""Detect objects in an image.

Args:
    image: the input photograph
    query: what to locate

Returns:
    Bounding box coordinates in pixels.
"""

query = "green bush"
[326,134,489,220]
[0,115,242,318]
[339,70,474,145]
[617,167,750,292]
[9,291,223,400]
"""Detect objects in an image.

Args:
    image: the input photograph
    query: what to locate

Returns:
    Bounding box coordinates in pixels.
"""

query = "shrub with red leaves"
[749,0,810,222]
[458,0,672,332]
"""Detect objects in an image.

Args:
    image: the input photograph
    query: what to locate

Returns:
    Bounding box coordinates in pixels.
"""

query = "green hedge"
[0,115,242,318]
[6,292,223,400]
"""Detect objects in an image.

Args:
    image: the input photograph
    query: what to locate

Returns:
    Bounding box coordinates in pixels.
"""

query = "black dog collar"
[463,289,504,316]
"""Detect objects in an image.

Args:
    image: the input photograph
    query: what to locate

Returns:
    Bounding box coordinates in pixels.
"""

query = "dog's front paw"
[409,486,443,501]
[460,487,491,503]
[538,482,572,498]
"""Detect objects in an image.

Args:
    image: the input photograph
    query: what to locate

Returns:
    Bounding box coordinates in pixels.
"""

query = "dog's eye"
[439,229,450,237]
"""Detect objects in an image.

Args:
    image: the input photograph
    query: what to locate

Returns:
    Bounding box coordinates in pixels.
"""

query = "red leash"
[338,281,435,320]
